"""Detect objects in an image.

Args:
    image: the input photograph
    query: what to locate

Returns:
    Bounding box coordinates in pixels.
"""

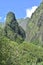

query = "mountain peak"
[4,12,26,43]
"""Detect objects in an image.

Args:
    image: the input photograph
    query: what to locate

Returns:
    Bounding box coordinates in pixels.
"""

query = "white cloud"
[26,6,38,18]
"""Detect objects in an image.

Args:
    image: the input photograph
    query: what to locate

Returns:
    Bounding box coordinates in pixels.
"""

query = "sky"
[0,0,42,22]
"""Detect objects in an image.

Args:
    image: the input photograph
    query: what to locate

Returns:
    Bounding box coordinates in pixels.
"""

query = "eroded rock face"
[4,12,26,43]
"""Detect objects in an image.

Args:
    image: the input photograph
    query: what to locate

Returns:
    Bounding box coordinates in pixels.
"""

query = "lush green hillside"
[0,34,43,65]
[26,2,43,46]
[0,2,43,65]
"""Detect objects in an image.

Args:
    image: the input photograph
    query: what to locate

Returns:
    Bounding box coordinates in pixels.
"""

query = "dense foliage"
[0,34,43,65]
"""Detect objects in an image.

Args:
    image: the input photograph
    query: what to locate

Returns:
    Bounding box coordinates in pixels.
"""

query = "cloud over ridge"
[26,6,38,18]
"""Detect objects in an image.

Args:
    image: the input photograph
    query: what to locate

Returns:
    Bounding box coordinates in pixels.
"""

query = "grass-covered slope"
[26,2,43,46]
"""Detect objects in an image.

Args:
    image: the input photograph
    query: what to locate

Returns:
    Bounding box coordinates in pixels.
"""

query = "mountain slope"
[26,2,43,46]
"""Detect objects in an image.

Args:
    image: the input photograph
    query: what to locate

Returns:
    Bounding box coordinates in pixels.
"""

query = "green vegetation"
[0,34,43,65]
[0,2,43,65]
[26,2,43,46]
[4,12,26,43]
